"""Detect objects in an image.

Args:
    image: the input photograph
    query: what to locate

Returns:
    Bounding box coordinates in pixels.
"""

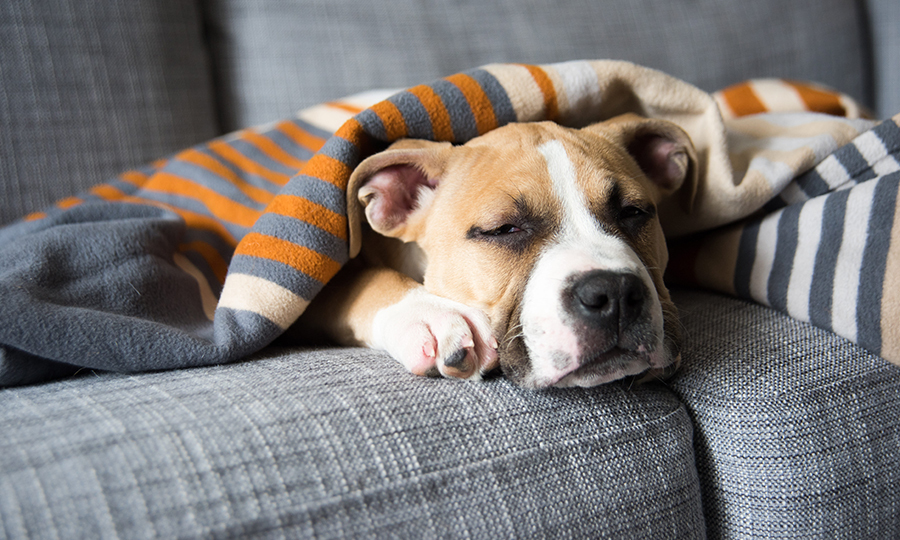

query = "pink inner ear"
[629,135,687,191]
[362,164,435,233]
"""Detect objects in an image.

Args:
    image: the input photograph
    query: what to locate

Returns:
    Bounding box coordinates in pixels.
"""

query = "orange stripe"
[333,117,378,161]
[57,197,82,210]
[235,232,342,284]
[326,101,365,114]
[446,73,497,135]
[720,83,768,117]
[335,117,367,148]
[23,212,47,222]
[370,100,408,140]
[301,154,353,190]
[266,195,347,241]
[407,84,455,141]
[243,130,309,172]
[179,240,229,284]
[276,120,327,153]
[89,184,128,201]
[119,170,150,188]
[787,81,847,117]
[208,139,291,187]
[79,183,238,246]
[178,148,276,205]
[142,172,262,228]
[520,65,559,121]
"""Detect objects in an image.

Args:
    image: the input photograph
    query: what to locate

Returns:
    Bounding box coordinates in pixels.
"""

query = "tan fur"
[294,115,695,385]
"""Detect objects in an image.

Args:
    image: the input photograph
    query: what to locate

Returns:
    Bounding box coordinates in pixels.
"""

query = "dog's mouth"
[499,331,658,389]
[548,347,652,388]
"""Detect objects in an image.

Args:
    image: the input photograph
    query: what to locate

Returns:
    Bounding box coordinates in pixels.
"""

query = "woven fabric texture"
[671,289,900,538]
[0,347,704,539]
[0,1,220,225]
[203,0,872,130]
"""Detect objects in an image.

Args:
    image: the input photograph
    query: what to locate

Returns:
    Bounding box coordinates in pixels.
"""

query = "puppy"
[294,114,696,388]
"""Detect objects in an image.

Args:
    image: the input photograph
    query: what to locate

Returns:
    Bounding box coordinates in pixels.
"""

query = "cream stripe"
[751,79,807,112]
[337,89,399,110]
[816,154,852,189]
[218,273,310,330]
[832,181,877,342]
[296,105,356,134]
[786,197,826,322]
[173,253,218,321]
[880,192,900,363]
[481,64,547,122]
[545,60,602,126]
[750,212,781,306]
[853,130,900,177]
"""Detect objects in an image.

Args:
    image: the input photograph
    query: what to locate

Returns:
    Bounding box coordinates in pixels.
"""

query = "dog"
[293,113,697,388]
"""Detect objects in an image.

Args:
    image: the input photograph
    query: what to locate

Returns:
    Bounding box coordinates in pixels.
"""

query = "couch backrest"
[203,0,880,131]
[0,1,220,225]
[3,0,897,225]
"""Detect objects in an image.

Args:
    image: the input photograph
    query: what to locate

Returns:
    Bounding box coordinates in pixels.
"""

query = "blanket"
[1,60,897,387]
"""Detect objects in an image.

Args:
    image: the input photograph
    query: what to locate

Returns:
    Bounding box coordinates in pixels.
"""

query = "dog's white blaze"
[518,140,665,387]
[538,141,643,270]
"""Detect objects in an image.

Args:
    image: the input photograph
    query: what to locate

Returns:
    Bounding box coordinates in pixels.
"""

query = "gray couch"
[2,1,899,538]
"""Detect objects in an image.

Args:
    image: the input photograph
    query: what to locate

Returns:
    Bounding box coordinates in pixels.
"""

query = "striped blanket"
[1,60,897,386]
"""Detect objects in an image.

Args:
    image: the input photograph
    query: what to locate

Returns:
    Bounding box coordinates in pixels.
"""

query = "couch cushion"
[0,346,705,539]
[670,289,900,537]
[204,0,872,130]
[0,1,220,225]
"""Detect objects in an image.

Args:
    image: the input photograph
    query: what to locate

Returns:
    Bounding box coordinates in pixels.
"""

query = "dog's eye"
[619,206,647,221]
[617,205,654,234]
[484,224,523,236]
[467,222,532,251]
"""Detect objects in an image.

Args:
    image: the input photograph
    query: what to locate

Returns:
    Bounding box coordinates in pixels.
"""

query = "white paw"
[370,289,498,379]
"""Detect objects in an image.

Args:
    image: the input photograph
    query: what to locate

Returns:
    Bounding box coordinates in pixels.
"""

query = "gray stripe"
[464,68,517,127]
[390,91,434,140]
[355,109,387,142]
[224,137,306,179]
[431,79,478,142]
[734,220,760,300]
[856,173,900,355]
[809,189,850,331]
[228,254,330,301]
[253,212,348,264]
[278,175,347,216]
[163,159,263,208]
[768,204,801,312]
[319,133,361,168]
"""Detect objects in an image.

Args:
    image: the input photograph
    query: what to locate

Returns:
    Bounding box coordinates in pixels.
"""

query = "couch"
[1,1,899,538]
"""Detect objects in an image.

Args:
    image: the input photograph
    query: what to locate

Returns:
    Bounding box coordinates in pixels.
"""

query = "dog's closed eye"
[467,221,534,252]
[482,224,523,236]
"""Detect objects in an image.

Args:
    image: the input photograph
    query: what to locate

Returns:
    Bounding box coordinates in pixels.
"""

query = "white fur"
[370,288,497,379]
[518,140,665,387]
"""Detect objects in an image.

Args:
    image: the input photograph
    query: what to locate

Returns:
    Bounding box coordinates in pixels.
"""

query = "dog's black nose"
[570,270,646,332]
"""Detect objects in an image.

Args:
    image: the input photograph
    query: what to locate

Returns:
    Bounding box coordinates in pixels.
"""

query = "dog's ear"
[592,114,698,213]
[347,140,452,256]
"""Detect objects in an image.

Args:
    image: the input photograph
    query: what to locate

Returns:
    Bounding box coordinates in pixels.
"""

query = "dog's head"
[348,114,697,388]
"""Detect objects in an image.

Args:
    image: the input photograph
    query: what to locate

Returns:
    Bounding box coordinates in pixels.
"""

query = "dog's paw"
[371,289,498,380]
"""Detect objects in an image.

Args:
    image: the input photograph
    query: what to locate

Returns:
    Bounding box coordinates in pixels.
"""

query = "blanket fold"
[1,60,897,386]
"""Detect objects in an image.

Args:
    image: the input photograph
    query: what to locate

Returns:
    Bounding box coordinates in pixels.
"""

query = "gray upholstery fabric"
[0,1,220,225]
[0,346,706,539]
[203,0,872,130]
[868,0,900,117]
[670,290,900,538]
